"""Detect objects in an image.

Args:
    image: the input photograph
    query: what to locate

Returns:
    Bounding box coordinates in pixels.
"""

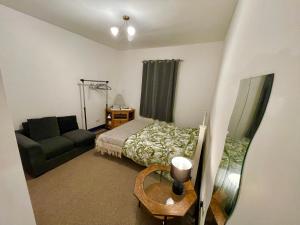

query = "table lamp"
[170,156,192,195]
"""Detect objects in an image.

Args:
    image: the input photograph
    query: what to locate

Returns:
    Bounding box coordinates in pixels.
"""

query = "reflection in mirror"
[206,74,274,225]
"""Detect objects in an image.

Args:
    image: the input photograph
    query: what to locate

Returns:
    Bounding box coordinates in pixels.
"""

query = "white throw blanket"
[95,119,152,157]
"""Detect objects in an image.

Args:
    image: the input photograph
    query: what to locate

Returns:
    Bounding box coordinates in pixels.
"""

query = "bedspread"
[122,121,199,167]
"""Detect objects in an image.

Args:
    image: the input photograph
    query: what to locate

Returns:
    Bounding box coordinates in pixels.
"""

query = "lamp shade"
[170,156,192,183]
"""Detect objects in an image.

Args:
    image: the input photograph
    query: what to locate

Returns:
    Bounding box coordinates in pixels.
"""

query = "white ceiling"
[0,0,238,50]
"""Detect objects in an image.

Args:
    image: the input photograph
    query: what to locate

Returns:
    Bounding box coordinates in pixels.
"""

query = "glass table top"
[143,170,184,205]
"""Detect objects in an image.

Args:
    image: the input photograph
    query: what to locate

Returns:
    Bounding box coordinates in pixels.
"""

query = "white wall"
[0,5,223,129]
[201,0,300,224]
[0,5,119,130]
[117,42,224,128]
[0,71,36,225]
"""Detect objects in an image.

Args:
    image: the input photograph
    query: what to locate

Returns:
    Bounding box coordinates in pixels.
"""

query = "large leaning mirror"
[206,74,274,225]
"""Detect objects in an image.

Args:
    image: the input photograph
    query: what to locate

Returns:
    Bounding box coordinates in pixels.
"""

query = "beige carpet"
[27,150,194,225]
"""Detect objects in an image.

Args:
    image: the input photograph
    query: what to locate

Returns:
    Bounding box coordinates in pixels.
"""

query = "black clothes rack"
[80,79,110,130]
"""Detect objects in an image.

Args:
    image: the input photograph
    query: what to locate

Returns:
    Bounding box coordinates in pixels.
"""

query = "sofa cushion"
[28,117,60,141]
[38,136,74,160]
[57,115,79,134]
[63,129,96,147]
[22,122,30,137]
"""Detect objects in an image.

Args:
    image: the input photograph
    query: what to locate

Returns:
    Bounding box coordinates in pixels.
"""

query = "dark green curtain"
[140,59,180,122]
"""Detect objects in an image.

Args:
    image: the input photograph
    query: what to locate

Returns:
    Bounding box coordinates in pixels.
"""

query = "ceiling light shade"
[110,26,119,37]
[127,34,134,42]
[127,26,136,36]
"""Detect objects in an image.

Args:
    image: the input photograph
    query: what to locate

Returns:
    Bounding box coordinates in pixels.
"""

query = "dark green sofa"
[15,115,96,177]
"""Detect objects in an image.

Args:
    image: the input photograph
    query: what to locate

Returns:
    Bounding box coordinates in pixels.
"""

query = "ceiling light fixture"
[110,26,119,37]
[110,15,136,42]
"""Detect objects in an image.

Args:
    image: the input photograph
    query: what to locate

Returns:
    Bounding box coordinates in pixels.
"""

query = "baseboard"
[88,124,106,132]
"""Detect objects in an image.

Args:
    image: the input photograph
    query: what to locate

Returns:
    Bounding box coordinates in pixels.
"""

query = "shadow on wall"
[113,94,126,107]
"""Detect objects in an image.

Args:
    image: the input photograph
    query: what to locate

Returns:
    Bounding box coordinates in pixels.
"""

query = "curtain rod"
[142,59,183,63]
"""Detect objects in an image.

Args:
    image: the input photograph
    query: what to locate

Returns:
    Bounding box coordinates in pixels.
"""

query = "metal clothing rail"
[80,78,110,130]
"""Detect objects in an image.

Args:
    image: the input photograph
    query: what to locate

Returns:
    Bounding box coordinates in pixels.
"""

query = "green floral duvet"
[122,121,199,167]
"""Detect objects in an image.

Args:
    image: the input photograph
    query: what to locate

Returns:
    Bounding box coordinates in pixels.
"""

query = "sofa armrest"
[15,133,46,176]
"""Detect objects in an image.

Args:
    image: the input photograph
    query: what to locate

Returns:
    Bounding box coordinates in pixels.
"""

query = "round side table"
[134,164,197,224]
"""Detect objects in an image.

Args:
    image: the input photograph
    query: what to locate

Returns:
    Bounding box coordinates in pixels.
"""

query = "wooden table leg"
[162,216,167,225]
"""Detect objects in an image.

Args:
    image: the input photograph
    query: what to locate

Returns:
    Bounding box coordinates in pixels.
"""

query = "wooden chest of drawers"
[105,108,135,129]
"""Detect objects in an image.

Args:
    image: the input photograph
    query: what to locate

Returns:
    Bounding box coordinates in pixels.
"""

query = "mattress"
[95,119,152,157]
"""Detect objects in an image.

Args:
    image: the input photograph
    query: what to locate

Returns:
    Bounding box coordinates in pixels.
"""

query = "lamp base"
[172,180,184,195]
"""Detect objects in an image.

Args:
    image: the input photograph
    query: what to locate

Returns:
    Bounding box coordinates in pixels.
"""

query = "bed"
[95,119,200,168]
